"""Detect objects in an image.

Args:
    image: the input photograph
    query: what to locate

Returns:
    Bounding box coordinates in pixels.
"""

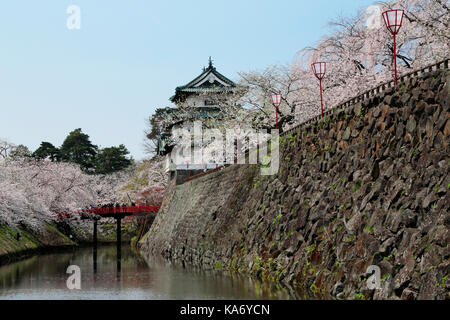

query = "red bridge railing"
[87,205,160,215]
[56,205,161,220]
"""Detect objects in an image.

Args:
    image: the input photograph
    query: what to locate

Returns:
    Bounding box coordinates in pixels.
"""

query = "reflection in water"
[0,245,300,300]
[93,246,97,274]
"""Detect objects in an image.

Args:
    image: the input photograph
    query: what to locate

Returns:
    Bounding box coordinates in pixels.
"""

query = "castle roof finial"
[208,56,213,68]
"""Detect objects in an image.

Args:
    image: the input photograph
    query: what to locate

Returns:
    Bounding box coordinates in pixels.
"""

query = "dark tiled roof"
[170,59,236,103]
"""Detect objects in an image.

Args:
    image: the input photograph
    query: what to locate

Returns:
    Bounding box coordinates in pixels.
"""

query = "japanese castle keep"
[161,58,239,181]
[170,57,237,108]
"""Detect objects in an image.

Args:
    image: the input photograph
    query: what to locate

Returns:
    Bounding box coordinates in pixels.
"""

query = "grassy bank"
[0,220,141,267]
[0,223,77,266]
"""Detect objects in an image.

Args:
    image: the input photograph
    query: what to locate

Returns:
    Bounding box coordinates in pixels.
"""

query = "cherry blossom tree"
[0,139,167,233]
[146,0,448,159]
[0,140,15,159]
[293,0,449,120]
[117,157,168,205]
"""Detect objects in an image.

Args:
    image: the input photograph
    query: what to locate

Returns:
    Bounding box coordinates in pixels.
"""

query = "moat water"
[0,245,297,300]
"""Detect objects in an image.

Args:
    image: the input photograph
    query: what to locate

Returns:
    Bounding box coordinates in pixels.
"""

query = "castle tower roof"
[170,57,236,104]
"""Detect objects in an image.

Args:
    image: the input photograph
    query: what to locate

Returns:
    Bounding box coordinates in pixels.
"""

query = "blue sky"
[0,0,376,160]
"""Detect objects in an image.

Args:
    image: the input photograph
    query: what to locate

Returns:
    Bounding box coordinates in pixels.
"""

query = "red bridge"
[58,204,162,269]
[77,205,160,220]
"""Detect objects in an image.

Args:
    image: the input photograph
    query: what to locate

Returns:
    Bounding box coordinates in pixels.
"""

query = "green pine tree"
[33,142,60,161]
[60,128,98,173]
[95,144,132,174]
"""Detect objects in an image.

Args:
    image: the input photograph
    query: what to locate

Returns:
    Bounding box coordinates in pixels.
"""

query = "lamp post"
[382,9,404,86]
[311,62,326,118]
[270,93,282,129]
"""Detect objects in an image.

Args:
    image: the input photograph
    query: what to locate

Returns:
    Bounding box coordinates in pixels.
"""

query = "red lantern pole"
[393,33,397,86]
[382,9,404,86]
[275,108,278,129]
[270,93,282,130]
[319,78,323,118]
[311,62,326,118]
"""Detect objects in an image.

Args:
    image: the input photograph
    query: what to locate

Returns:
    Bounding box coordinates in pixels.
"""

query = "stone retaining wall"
[140,70,449,300]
